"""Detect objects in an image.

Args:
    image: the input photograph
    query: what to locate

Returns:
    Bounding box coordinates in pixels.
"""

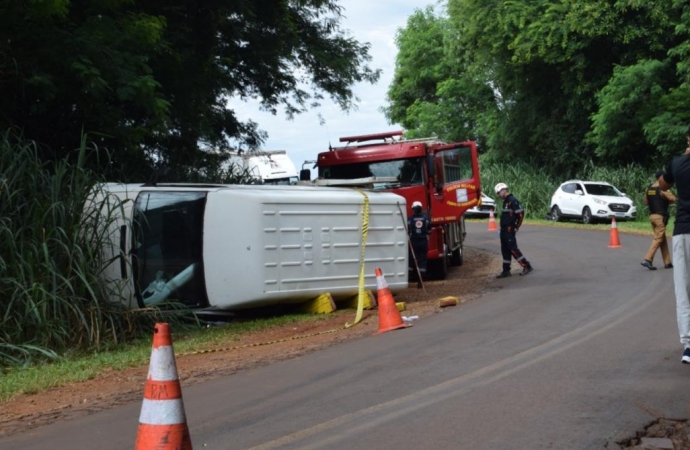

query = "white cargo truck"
[92,183,408,311]
[224,150,299,185]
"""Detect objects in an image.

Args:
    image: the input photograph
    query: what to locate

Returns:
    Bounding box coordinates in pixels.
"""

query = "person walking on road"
[495,183,533,278]
[641,170,676,270]
[658,125,690,363]
[408,200,431,287]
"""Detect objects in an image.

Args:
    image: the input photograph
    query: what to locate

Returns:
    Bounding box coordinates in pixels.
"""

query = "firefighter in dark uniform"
[641,170,676,270]
[495,183,533,278]
[408,201,431,287]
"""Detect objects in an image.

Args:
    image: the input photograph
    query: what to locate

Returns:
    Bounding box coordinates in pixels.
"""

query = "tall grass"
[479,156,654,220]
[0,131,192,368]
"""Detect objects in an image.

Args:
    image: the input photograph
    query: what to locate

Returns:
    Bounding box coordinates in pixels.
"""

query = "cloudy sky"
[229,0,439,175]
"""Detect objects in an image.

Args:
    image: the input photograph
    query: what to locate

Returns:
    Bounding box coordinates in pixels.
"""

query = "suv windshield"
[321,158,424,188]
[584,183,622,196]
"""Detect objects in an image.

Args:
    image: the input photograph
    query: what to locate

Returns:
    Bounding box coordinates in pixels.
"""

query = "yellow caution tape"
[345,190,370,328]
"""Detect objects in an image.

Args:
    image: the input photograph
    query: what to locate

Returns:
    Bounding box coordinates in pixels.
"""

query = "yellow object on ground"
[395,302,406,312]
[340,290,377,310]
[300,293,337,314]
[438,296,459,308]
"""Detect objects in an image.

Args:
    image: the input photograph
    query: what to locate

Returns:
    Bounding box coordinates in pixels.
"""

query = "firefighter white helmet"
[494,183,508,194]
[411,201,422,209]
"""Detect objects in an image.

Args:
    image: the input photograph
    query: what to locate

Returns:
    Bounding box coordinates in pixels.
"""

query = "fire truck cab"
[303,131,481,280]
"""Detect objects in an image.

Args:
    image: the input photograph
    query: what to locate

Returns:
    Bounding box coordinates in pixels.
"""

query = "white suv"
[549,180,637,224]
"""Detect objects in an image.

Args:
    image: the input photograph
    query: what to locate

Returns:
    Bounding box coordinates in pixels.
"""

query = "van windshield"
[132,191,209,309]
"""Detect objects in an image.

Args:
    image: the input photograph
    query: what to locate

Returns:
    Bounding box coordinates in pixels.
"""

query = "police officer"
[408,201,431,287]
[641,170,676,270]
[495,182,533,278]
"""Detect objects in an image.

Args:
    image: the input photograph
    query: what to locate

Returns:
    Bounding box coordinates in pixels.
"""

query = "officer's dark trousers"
[500,230,529,272]
[409,239,428,277]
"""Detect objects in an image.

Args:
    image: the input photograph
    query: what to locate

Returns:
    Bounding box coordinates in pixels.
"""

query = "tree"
[384,7,451,130]
[591,1,690,163]
[0,0,380,180]
[386,0,690,174]
[383,6,492,145]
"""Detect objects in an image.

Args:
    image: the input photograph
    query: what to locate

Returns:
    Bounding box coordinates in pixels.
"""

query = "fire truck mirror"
[300,168,311,181]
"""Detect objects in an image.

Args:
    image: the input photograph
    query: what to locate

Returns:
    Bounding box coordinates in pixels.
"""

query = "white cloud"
[229,0,436,174]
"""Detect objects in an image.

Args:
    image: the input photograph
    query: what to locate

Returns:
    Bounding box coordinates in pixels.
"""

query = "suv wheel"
[582,206,593,224]
[551,205,561,222]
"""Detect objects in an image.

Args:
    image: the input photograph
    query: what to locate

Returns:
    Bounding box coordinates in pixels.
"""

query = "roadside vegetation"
[478,158,663,223]
[386,2,690,172]
[0,131,263,370]
[0,312,333,403]
[0,131,189,369]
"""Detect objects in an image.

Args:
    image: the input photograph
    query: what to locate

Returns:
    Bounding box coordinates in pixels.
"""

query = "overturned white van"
[93,183,408,311]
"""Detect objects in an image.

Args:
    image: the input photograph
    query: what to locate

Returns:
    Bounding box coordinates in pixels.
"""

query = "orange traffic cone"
[135,323,193,450]
[488,209,498,232]
[374,267,411,335]
[608,217,621,248]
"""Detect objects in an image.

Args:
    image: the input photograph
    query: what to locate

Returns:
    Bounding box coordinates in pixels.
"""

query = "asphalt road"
[3,222,688,450]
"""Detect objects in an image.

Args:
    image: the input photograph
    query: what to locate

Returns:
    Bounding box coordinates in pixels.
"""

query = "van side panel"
[203,186,407,309]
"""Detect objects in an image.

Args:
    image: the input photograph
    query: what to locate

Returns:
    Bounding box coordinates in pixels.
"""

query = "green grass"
[522,217,670,236]
[0,312,338,402]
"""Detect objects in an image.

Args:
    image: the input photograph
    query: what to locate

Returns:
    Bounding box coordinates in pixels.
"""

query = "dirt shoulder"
[0,247,502,436]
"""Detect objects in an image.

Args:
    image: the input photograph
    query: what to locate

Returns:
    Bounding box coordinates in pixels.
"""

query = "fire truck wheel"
[429,250,448,280]
[450,246,463,266]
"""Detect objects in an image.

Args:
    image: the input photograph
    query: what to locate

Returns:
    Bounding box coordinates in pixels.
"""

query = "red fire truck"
[302,131,481,280]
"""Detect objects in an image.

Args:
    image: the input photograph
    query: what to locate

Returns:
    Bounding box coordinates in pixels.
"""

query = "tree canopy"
[385,0,690,175]
[0,0,380,180]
